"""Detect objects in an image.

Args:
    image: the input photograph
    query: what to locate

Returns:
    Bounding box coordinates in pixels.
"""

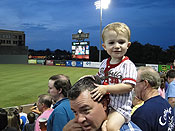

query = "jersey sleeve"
[122,61,137,86]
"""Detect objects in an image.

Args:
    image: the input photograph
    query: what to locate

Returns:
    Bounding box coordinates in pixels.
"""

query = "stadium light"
[94,0,111,62]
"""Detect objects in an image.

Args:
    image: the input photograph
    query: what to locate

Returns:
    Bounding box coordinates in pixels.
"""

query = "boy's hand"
[91,84,107,101]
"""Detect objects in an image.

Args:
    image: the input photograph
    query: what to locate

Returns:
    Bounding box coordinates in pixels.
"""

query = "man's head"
[102,22,131,60]
[166,69,175,84]
[48,74,71,101]
[27,112,35,124]
[0,108,8,130]
[37,94,52,112]
[135,66,160,101]
[68,75,109,131]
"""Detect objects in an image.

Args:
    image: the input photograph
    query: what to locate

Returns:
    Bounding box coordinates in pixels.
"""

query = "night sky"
[0,0,174,51]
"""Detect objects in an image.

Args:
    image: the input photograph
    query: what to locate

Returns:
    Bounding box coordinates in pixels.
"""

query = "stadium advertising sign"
[46,60,54,66]
[54,60,66,66]
[37,60,45,65]
[66,60,83,67]
[146,64,158,72]
[158,65,172,72]
[83,61,101,68]
[72,41,89,59]
[28,59,37,64]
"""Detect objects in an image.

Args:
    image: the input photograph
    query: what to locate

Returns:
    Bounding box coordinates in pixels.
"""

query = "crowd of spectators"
[0,69,175,131]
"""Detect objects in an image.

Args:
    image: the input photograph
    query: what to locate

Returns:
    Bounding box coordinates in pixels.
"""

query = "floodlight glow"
[94,0,111,9]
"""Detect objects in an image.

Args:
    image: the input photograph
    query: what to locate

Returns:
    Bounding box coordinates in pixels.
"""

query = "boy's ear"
[127,42,131,48]
[102,43,106,50]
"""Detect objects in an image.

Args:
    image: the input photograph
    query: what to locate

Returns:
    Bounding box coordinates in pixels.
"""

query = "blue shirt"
[47,98,74,131]
[131,95,175,131]
[120,121,141,131]
[165,80,175,116]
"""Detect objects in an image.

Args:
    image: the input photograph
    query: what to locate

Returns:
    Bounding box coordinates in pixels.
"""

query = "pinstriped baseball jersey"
[97,56,137,121]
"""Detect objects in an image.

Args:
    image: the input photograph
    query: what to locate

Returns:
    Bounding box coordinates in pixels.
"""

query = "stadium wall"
[0,55,28,64]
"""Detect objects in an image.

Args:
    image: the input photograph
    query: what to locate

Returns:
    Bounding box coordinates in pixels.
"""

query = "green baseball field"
[0,64,98,108]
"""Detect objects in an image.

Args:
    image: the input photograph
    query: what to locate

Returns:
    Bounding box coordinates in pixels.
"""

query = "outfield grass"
[0,64,98,108]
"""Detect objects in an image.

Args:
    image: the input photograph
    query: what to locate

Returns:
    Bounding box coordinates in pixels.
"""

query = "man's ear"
[101,97,109,111]
[144,80,149,90]
[127,42,131,48]
[41,103,45,108]
[102,43,106,51]
[101,98,108,111]
[57,88,62,94]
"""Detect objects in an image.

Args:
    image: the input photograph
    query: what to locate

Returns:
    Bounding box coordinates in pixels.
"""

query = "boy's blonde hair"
[102,22,131,42]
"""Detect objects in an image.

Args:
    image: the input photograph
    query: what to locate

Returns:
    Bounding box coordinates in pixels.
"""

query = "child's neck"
[110,56,125,64]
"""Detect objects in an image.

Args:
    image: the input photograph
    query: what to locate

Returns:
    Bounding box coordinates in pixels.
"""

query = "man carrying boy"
[63,75,141,131]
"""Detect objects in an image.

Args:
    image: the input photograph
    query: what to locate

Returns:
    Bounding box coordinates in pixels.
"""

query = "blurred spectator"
[165,69,175,116]
[30,103,41,119]
[47,74,74,131]
[0,108,8,130]
[131,66,175,130]
[173,60,175,69]
[23,112,35,131]
[158,73,166,98]
[35,94,53,131]
[7,108,21,131]
[18,106,28,131]
[0,108,18,131]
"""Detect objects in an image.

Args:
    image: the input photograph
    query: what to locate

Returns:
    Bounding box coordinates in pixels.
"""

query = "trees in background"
[28,42,175,65]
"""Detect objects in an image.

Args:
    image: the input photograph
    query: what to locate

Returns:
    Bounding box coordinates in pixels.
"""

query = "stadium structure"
[0,29,28,64]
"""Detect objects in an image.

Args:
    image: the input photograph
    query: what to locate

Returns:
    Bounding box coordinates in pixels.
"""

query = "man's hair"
[49,74,71,97]
[102,22,131,42]
[138,66,160,89]
[18,106,23,112]
[27,112,35,124]
[7,108,21,130]
[68,75,101,100]
[38,94,53,108]
[166,69,175,78]
[0,108,8,130]
[160,73,167,89]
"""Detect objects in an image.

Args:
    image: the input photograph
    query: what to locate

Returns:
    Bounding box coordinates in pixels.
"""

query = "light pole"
[94,0,111,62]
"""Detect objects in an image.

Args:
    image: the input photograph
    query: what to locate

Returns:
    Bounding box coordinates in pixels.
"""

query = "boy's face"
[102,30,131,61]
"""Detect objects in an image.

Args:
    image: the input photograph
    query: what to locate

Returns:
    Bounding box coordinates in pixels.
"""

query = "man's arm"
[168,97,175,108]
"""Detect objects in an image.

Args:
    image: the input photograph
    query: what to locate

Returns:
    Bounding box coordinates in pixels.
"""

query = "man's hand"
[63,119,83,131]
[91,84,107,101]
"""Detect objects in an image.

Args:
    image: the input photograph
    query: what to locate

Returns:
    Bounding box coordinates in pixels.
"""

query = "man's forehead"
[70,90,94,108]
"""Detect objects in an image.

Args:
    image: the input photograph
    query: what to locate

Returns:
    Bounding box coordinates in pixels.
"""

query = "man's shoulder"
[53,99,72,112]
[169,80,175,85]
[120,121,142,131]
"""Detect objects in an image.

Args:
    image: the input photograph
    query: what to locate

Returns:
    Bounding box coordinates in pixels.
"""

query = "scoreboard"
[72,41,89,59]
